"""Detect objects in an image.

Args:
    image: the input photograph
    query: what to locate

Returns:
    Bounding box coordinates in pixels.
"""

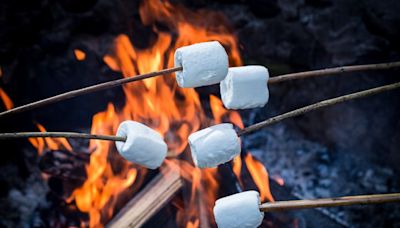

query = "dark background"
[0,0,399,227]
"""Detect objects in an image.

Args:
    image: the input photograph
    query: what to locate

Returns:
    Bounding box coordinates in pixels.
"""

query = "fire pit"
[1,0,400,227]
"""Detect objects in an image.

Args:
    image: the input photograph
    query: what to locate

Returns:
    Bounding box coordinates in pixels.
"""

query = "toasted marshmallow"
[174,41,229,88]
[188,123,241,168]
[220,66,269,109]
[115,121,167,169]
[214,191,264,228]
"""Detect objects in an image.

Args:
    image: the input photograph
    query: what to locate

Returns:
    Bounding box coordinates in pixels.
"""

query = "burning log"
[107,161,182,228]
[213,191,400,227]
[0,60,399,118]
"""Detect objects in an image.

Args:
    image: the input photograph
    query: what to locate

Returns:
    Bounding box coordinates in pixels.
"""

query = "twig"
[260,193,400,212]
[268,61,400,84]
[0,67,182,118]
[0,132,126,142]
[1,62,399,119]
[238,82,400,136]
[0,132,178,158]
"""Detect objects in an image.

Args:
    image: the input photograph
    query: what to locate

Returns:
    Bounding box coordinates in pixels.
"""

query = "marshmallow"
[214,191,264,228]
[174,41,229,88]
[188,123,241,168]
[220,66,269,109]
[115,121,167,169]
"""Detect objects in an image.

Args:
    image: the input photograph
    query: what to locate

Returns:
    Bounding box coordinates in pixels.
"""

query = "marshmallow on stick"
[188,123,241,168]
[220,65,270,109]
[214,191,264,228]
[174,41,229,88]
[115,121,167,169]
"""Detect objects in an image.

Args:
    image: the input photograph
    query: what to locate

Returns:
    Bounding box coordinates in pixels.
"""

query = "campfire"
[1,0,400,227]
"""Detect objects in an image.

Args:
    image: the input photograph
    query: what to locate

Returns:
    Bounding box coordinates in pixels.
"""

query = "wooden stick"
[1,61,399,119]
[0,67,182,118]
[0,132,126,141]
[107,161,182,227]
[3,82,400,140]
[238,82,400,136]
[0,132,178,158]
[260,193,400,212]
[268,61,400,84]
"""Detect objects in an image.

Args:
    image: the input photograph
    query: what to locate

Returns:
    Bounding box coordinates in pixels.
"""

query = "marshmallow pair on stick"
[174,41,270,110]
[114,121,240,169]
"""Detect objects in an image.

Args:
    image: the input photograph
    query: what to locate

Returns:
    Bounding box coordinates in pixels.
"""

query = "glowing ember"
[272,174,285,186]
[74,49,86,61]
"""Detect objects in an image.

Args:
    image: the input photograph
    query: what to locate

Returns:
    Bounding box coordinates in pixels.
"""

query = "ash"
[214,0,400,226]
[246,122,400,227]
[0,150,49,228]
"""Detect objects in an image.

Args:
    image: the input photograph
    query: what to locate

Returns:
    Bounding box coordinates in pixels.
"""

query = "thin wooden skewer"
[260,192,400,212]
[0,132,178,157]
[0,67,182,118]
[238,81,400,136]
[0,132,127,141]
[1,61,399,119]
[268,61,400,84]
[2,82,400,140]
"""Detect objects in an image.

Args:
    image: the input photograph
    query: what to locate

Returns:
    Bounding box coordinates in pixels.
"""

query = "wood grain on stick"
[260,193,400,212]
[238,82,400,136]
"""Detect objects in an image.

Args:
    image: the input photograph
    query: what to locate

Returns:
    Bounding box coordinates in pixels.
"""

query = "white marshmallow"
[174,41,229,88]
[188,123,240,168]
[115,121,167,169]
[214,191,264,228]
[220,65,269,109]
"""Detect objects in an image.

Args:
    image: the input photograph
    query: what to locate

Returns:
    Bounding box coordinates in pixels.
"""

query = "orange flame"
[74,49,86,61]
[244,153,274,202]
[24,0,274,226]
[67,103,147,227]
[28,124,73,156]
[0,88,14,110]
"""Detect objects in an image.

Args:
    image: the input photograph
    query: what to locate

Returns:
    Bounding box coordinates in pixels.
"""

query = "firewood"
[107,161,182,228]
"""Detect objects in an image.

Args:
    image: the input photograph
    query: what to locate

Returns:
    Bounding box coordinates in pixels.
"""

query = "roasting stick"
[3,81,399,142]
[268,61,400,84]
[0,67,182,118]
[213,191,400,227]
[0,132,126,142]
[0,121,173,169]
[259,192,400,212]
[237,81,400,136]
[190,82,400,168]
[1,61,399,119]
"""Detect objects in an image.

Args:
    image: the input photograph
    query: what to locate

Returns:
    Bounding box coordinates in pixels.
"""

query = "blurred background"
[0,0,399,227]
